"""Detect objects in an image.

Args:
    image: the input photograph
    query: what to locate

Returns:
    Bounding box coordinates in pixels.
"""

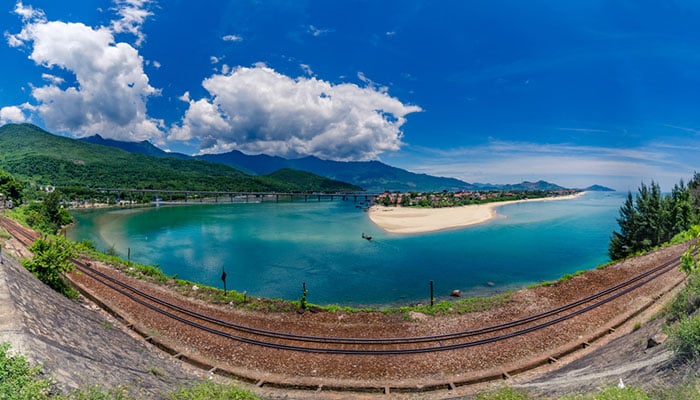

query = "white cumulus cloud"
[0,106,28,124]
[6,2,164,143]
[222,34,242,42]
[169,65,422,160]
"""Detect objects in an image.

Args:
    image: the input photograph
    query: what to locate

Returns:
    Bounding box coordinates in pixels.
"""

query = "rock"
[646,332,668,349]
[451,289,461,297]
[486,281,495,287]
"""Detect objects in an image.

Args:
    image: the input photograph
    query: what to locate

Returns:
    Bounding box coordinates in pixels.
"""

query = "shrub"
[665,272,700,323]
[22,236,77,298]
[667,315,700,360]
[475,387,532,400]
[0,342,52,399]
[168,382,260,400]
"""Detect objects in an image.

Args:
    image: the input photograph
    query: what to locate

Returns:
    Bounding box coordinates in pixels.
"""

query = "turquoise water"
[66,192,623,306]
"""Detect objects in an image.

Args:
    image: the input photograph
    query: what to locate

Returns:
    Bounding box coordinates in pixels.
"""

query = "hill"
[197,151,471,192]
[0,124,360,193]
[583,184,615,192]
[81,129,610,193]
[80,134,190,160]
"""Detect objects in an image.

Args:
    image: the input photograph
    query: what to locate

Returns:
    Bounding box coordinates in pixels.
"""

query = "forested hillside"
[0,124,360,193]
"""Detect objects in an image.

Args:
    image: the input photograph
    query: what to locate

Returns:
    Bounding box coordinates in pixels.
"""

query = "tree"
[0,170,23,205]
[609,191,638,260]
[668,180,694,234]
[24,191,72,235]
[21,236,77,298]
[689,172,700,212]
[609,179,697,260]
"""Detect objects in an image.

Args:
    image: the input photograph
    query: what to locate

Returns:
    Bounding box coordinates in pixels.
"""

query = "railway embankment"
[0,248,200,399]
[1,214,697,399]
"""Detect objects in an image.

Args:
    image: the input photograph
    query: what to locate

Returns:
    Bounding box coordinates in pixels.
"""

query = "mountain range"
[0,124,360,193]
[80,134,614,193]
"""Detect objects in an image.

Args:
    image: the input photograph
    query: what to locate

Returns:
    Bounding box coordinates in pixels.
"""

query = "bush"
[22,236,77,298]
[476,387,532,400]
[168,382,260,400]
[665,272,700,323]
[0,342,52,399]
[667,315,700,360]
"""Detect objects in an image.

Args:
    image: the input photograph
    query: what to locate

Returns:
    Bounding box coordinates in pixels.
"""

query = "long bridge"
[94,188,381,204]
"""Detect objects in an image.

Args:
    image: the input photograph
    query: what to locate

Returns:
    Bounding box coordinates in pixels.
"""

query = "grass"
[4,338,699,400]
[0,341,260,400]
[395,292,513,317]
[168,382,260,400]
[70,238,517,316]
[667,314,700,360]
[474,383,700,400]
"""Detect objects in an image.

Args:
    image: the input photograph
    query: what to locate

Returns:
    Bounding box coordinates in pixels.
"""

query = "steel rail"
[71,254,680,345]
[72,254,677,354]
[2,216,683,355]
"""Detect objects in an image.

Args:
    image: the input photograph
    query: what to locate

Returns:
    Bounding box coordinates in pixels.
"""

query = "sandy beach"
[368,192,585,234]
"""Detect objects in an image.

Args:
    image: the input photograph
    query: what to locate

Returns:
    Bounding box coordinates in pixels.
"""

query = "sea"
[66,191,624,307]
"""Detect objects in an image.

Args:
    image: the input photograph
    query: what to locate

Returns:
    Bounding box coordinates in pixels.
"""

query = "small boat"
[361,232,373,241]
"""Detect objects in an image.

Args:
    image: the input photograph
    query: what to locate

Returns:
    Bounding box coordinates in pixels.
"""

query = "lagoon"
[66,192,623,306]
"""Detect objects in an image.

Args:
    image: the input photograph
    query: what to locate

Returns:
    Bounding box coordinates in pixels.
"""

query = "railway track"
[0,215,685,356]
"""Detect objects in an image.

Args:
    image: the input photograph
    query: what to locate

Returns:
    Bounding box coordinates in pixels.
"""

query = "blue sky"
[1,1,699,191]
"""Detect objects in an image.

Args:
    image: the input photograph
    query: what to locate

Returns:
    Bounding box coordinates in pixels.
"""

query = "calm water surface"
[67,192,623,306]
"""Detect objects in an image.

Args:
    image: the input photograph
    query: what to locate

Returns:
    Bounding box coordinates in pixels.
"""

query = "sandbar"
[368,192,585,234]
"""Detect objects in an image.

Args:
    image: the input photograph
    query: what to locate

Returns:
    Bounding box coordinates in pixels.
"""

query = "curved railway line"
[1,215,690,394]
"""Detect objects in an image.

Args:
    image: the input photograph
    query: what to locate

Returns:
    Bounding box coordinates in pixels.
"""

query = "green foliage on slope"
[609,178,699,260]
[22,236,77,298]
[0,124,359,193]
[265,168,361,192]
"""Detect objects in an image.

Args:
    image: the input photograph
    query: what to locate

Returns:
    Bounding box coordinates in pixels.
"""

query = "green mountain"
[79,129,614,193]
[0,124,360,193]
[198,151,472,192]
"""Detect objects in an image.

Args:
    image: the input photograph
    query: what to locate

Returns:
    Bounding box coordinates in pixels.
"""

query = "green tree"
[21,236,77,298]
[609,191,638,260]
[0,170,23,205]
[609,179,697,260]
[689,171,700,214]
[24,191,72,234]
[668,180,695,234]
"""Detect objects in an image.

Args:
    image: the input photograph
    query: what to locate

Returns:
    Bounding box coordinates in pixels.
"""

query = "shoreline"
[368,192,586,234]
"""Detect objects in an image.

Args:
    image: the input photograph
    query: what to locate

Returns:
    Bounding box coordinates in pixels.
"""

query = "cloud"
[41,73,64,85]
[300,63,314,76]
[110,0,154,47]
[0,105,28,124]
[222,34,242,42]
[13,1,45,22]
[6,2,164,143]
[170,65,422,160]
[308,25,331,37]
[396,140,695,191]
